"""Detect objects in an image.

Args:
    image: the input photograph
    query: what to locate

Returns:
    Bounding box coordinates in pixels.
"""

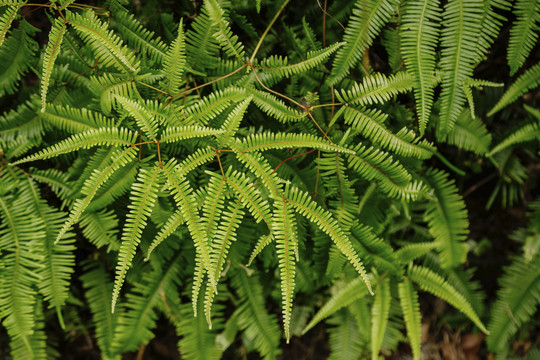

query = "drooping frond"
[28,168,72,202]
[328,0,398,84]
[487,115,540,156]
[445,110,492,154]
[395,242,438,264]
[204,0,245,61]
[488,62,540,116]
[201,173,227,244]
[231,268,281,360]
[371,277,390,360]
[303,276,372,334]
[239,132,355,154]
[438,0,483,139]
[273,197,296,343]
[13,128,137,164]
[343,106,435,158]
[486,256,540,352]
[400,0,441,134]
[236,151,283,198]
[162,19,186,95]
[507,0,540,75]
[424,169,469,268]
[335,72,414,106]
[0,20,38,96]
[408,265,488,333]
[112,164,162,313]
[41,17,67,113]
[67,11,140,74]
[247,233,274,266]
[398,278,421,360]
[55,147,137,244]
[145,209,184,260]
[284,184,372,293]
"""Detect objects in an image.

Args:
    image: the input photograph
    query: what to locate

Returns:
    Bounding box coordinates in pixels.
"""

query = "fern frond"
[28,168,72,202]
[438,0,483,139]
[90,73,139,114]
[327,309,365,360]
[40,104,114,133]
[487,118,540,157]
[408,265,488,333]
[217,96,252,147]
[0,5,19,47]
[445,110,492,154]
[204,0,245,61]
[474,0,511,65]
[80,210,120,251]
[248,88,306,123]
[0,20,39,96]
[284,184,372,294]
[400,0,441,134]
[145,209,184,260]
[398,278,421,360]
[160,125,223,143]
[273,197,296,343]
[236,151,283,198]
[486,256,540,352]
[371,277,390,360]
[183,87,246,125]
[185,5,219,71]
[13,128,138,164]
[163,19,186,95]
[115,96,158,140]
[112,164,162,313]
[488,62,540,116]
[239,132,355,154]
[232,268,281,360]
[424,169,469,268]
[41,17,67,113]
[335,72,414,106]
[395,242,438,264]
[226,168,272,226]
[343,106,435,158]
[303,276,372,334]
[328,0,398,84]
[55,147,137,244]
[201,173,227,243]
[67,11,140,73]
[507,0,540,75]
[247,232,273,266]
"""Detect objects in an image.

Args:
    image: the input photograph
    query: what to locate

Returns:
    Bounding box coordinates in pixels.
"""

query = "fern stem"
[433,152,465,176]
[249,0,290,63]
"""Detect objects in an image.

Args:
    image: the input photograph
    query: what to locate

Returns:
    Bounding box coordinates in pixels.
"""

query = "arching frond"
[327,308,365,360]
[236,151,282,198]
[487,115,540,156]
[398,278,421,360]
[112,164,162,313]
[424,169,469,268]
[488,62,540,116]
[329,0,398,84]
[408,265,488,333]
[90,73,139,114]
[507,0,540,75]
[115,96,158,140]
[183,87,246,125]
[41,17,67,113]
[400,0,441,134]
[80,210,120,251]
[474,0,511,66]
[185,5,219,71]
[395,242,438,264]
[226,169,272,226]
[438,0,483,139]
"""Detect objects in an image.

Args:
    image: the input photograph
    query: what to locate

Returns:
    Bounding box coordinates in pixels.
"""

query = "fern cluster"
[1,0,539,359]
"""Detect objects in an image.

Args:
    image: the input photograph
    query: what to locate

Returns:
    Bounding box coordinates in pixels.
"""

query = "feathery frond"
[398,278,421,360]
[41,17,67,113]
[507,0,540,75]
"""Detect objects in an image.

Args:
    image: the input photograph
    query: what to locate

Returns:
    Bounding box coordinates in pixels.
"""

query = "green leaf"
[398,278,421,360]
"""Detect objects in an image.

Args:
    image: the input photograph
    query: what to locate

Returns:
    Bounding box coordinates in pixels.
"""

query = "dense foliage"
[0,0,539,359]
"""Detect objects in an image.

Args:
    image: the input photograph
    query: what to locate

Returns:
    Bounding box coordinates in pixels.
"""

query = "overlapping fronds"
[115,96,159,140]
[327,309,365,360]
[335,72,414,106]
[329,0,398,84]
[0,4,19,47]
[183,87,246,125]
[217,97,251,146]
[408,265,488,333]
[445,110,491,154]
[248,88,306,122]
[487,112,540,156]
[438,0,483,139]
[424,169,469,268]
[400,0,441,134]
[185,5,219,71]
[40,104,113,133]
[488,62,540,116]
[204,0,245,61]
[507,0,540,75]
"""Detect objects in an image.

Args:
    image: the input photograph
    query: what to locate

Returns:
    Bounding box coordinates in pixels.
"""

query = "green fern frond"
[41,17,67,113]
[239,132,355,154]
[507,0,540,75]
[80,210,121,251]
[395,242,438,264]
[115,96,158,140]
[231,268,281,360]
[236,151,282,198]
[217,96,252,147]
[247,233,273,266]
[0,20,39,96]
[328,0,398,84]
[343,106,435,158]
[273,197,296,343]
[28,168,72,202]
[474,0,511,65]
[438,0,483,139]
[408,265,488,333]
[201,173,227,242]
[67,11,140,74]
[112,164,162,313]
[90,73,139,114]
[40,104,114,133]
[163,19,186,95]
[145,209,184,260]
[303,276,372,334]
[488,62,540,116]
[336,72,414,106]
[204,0,245,61]
[445,109,492,154]
[0,5,19,47]
[183,87,246,125]
[55,147,137,244]
[226,168,272,226]
[486,256,540,352]
[401,0,441,135]
[185,5,219,71]
[13,128,138,164]
[371,277,390,360]
[487,117,540,157]
[248,88,306,122]
[424,169,469,268]
[160,125,223,143]
[398,278,421,360]
[284,184,372,294]
[327,308,365,360]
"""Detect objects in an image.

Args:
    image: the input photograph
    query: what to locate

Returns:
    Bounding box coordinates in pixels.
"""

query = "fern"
[398,278,421,360]
[0,5,19,47]
[507,0,540,75]
[41,17,67,113]
[162,19,186,95]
